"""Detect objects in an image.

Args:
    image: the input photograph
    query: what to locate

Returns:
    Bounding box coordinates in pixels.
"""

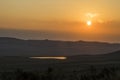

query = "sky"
[0,0,120,42]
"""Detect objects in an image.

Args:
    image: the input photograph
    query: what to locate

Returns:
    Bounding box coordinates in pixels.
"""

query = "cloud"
[86,13,98,18]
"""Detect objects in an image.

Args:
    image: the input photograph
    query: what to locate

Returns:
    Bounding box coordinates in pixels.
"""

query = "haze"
[0,0,120,42]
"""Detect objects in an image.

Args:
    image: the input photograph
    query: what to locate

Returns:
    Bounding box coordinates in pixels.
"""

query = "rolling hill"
[0,37,120,56]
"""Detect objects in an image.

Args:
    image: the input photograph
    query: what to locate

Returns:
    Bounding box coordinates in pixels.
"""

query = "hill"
[0,37,120,56]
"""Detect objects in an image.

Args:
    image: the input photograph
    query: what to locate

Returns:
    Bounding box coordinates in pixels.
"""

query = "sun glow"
[87,20,92,26]
[84,13,99,26]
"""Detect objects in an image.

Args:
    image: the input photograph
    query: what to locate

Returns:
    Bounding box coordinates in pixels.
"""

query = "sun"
[87,20,92,26]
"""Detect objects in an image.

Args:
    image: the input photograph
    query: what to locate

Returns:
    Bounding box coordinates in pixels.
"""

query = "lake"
[29,57,67,60]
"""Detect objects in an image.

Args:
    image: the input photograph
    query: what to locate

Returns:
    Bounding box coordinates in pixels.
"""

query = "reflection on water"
[30,57,67,60]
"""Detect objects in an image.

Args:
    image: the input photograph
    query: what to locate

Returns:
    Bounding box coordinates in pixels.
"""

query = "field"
[0,54,120,80]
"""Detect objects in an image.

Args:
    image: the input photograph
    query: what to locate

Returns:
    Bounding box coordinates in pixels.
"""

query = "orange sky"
[0,0,120,42]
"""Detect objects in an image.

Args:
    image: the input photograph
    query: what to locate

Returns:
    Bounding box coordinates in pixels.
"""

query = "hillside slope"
[0,37,120,56]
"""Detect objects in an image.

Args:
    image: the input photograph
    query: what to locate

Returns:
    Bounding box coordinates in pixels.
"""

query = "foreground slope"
[0,50,120,71]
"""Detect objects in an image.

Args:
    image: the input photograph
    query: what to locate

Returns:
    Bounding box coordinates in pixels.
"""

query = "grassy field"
[0,56,120,80]
[0,55,120,72]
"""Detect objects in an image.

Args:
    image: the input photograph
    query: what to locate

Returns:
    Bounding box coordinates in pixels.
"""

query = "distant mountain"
[0,37,120,56]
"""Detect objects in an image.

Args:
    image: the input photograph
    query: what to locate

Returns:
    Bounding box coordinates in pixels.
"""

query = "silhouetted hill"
[0,37,120,56]
[67,49,120,64]
[102,50,120,58]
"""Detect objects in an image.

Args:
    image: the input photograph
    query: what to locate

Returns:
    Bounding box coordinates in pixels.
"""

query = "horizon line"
[0,36,119,44]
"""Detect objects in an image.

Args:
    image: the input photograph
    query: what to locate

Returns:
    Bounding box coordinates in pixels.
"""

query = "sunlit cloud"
[86,13,98,18]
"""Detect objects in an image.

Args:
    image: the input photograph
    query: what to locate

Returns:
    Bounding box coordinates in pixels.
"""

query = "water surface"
[30,57,67,60]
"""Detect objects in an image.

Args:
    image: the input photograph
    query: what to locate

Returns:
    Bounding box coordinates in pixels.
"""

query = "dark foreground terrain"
[0,50,120,80]
[0,37,120,80]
